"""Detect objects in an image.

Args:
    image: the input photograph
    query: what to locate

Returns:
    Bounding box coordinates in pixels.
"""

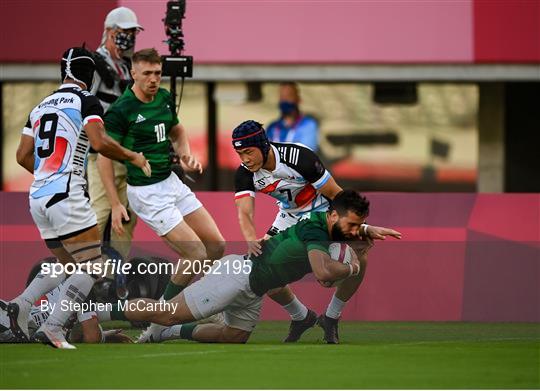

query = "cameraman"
[87,7,143,265]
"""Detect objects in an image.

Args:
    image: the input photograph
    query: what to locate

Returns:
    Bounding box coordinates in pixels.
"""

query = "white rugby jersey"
[22,83,103,198]
[235,143,332,214]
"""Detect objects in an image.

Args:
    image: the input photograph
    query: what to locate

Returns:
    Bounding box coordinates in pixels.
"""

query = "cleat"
[0,300,8,333]
[0,330,16,343]
[284,309,317,342]
[136,323,166,343]
[33,324,76,349]
[7,300,30,342]
[0,300,16,342]
[317,314,340,344]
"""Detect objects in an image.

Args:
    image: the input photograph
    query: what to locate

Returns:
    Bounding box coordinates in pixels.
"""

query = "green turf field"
[1,322,538,389]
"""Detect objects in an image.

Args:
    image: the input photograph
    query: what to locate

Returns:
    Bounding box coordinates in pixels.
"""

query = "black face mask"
[114,32,135,51]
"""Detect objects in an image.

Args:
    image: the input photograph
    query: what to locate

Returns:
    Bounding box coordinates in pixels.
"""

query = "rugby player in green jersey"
[96,190,400,344]
[98,48,225,341]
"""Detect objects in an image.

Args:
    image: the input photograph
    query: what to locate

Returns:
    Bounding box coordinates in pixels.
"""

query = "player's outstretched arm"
[169,124,202,174]
[16,134,35,174]
[365,225,402,240]
[97,154,130,235]
[85,121,151,177]
[77,318,133,343]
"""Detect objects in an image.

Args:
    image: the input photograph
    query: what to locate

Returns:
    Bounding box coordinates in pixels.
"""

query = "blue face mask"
[279,101,298,117]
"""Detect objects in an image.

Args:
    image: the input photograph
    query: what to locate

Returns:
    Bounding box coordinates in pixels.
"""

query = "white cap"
[104,7,143,30]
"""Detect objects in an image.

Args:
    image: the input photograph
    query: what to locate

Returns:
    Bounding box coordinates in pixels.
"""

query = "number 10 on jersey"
[154,123,166,142]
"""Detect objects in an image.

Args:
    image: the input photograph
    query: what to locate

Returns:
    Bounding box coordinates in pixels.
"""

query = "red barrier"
[1,192,538,321]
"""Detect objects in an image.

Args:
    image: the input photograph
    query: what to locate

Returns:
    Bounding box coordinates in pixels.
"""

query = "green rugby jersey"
[104,87,179,186]
[249,212,331,296]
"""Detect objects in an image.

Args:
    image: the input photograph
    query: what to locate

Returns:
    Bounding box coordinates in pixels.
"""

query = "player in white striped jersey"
[6,47,150,349]
[233,120,401,343]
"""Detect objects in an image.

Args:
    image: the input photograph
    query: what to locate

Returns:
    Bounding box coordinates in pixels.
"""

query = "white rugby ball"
[328,242,354,265]
[320,243,355,287]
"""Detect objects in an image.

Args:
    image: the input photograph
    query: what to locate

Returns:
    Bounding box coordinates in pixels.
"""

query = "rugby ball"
[319,243,354,287]
[328,242,354,265]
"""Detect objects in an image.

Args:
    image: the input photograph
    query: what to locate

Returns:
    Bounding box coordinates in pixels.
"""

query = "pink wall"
[2,1,539,63]
[1,192,538,322]
[125,0,473,63]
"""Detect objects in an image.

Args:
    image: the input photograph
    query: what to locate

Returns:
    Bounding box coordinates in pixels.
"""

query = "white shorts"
[127,172,202,236]
[267,211,309,236]
[184,255,262,332]
[268,201,331,236]
[29,186,97,240]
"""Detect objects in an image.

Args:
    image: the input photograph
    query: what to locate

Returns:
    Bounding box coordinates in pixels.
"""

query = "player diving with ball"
[94,189,400,344]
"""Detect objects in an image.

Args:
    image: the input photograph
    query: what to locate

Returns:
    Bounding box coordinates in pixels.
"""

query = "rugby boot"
[317,314,340,344]
[283,309,317,342]
[33,323,76,349]
[7,299,31,342]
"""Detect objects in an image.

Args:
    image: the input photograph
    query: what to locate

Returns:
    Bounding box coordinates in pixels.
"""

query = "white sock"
[160,325,183,341]
[17,270,66,306]
[45,272,95,327]
[282,296,308,321]
[325,294,346,320]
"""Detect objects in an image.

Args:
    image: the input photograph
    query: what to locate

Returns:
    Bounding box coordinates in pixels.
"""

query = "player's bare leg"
[33,226,102,349]
[267,286,295,305]
[163,220,209,289]
[136,220,209,342]
[318,254,368,344]
[96,291,199,343]
[131,294,196,325]
[176,207,226,325]
[160,323,251,343]
[99,291,251,344]
[265,229,315,341]
[183,207,226,261]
